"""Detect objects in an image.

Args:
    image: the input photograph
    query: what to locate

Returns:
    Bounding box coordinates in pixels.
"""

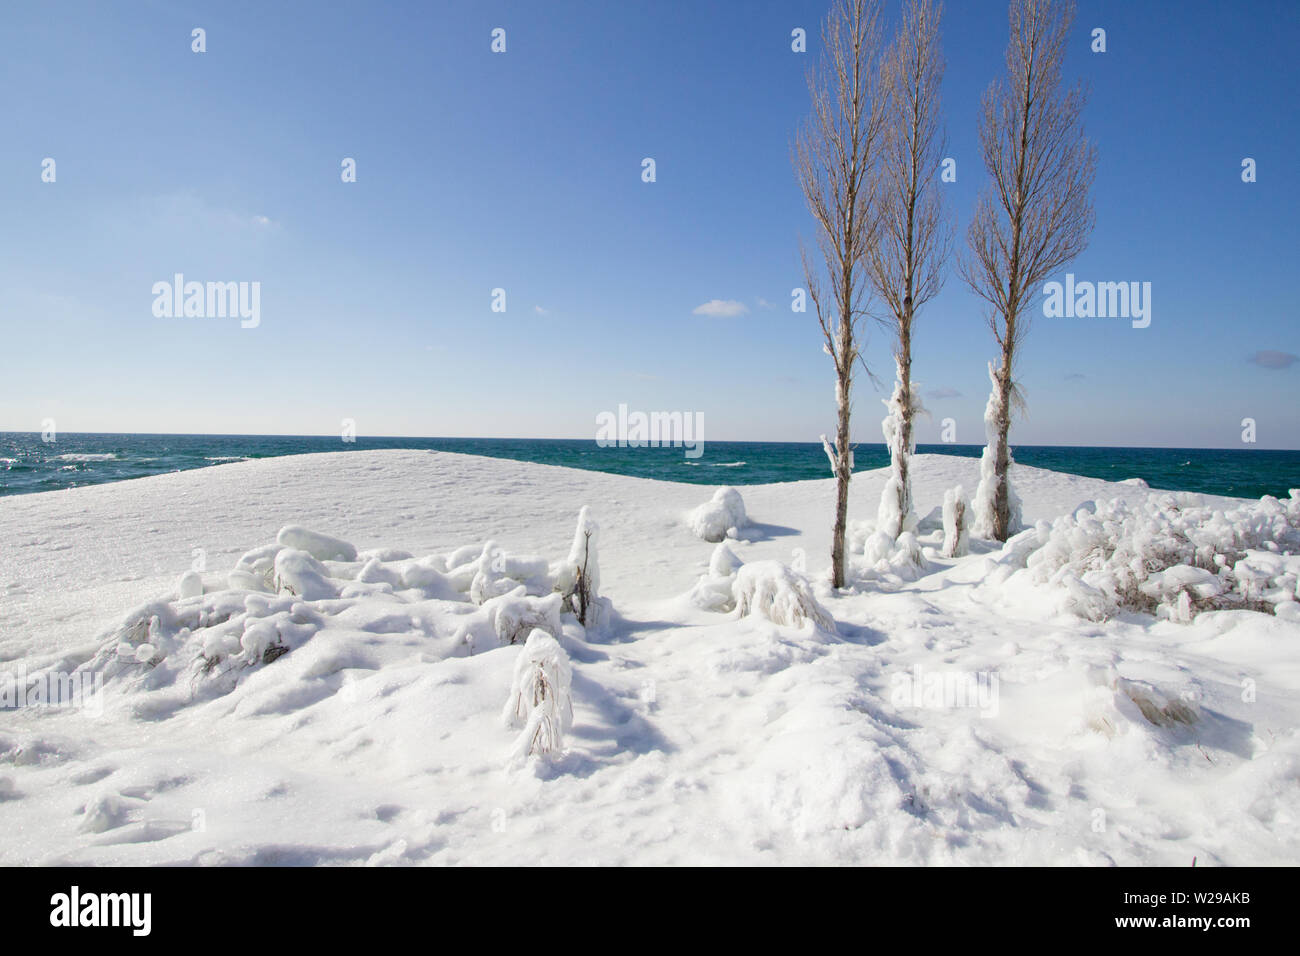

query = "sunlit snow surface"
[1,450,1296,865]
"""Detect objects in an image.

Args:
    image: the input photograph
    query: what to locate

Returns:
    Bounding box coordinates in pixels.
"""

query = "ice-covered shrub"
[502,629,574,760]
[688,543,744,612]
[689,487,748,542]
[553,506,607,628]
[484,588,564,645]
[856,528,927,582]
[941,485,969,558]
[273,549,338,601]
[995,490,1300,622]
[732,561,836,634]
[73,524,588,710]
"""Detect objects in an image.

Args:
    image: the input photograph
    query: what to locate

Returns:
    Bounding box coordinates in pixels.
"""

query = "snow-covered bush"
[733,561,836,634]
[483,588,564,645]
[689,487,748,542]
[688,542,744,612]
[971,364,1023,540]
[854,528,927,582]
[876,360,922,540]
[553,506,608,628]
[942,485,969,558]
[502,629,574,760]
[74,522,594,708]
[994,489,1300,623]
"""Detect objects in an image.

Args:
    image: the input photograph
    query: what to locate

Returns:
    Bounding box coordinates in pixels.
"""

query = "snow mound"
[689,487,748,542]
[733,561,836,634]
[992,489,1300,623]
[688,543,744,612]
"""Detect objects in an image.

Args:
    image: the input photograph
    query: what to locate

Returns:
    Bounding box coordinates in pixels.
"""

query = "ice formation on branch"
[942,485,970,558]
[553,506,607,628]
[732,561,837,633]
[688,487,748,542]
[971,363,1023,539]
[502,628,574,760]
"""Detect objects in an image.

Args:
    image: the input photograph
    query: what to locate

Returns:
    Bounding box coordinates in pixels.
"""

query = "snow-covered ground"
[1,450,1296,865]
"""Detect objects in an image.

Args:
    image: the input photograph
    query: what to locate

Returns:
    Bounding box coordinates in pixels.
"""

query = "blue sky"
[1,0,1296,448]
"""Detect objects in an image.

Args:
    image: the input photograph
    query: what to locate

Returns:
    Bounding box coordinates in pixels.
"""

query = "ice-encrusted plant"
[502,629,574,760]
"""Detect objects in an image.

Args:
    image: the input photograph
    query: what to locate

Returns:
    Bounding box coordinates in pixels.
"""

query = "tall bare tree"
[961,0,1097,541]
[868,0,951,543]
[795,0,886,588]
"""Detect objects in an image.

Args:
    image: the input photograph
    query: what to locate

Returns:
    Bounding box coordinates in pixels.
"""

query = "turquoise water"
[1,432,1297,500]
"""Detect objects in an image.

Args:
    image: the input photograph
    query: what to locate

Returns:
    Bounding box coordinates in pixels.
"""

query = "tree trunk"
[893,302,913,539]
[991,344,1014,541]
[832,387,851,588]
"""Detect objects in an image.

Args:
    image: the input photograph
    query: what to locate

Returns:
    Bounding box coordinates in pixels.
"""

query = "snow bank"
[688,487,748,542]
[991,489,1300,622]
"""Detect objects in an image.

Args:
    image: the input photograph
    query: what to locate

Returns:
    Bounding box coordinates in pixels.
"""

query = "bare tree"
[795,0,886,588]
[868,0,951,542]
[961,0,1097,541]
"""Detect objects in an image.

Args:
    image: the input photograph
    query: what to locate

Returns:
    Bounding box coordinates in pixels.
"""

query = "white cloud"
[534,305,550,317]
[692,299,748,318]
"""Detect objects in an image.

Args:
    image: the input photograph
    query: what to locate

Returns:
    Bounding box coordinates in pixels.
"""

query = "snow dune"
[1,450,1296,865]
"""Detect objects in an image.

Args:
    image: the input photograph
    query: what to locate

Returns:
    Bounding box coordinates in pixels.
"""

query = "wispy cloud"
[692,298,748,318]
[1064,373,1086,381]
[756,297,775,310]
[1247,350,1298,369]
[927,387,962,399]
[534,305,550,317]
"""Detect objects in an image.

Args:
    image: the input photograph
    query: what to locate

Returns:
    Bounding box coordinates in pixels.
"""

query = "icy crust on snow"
[987,489,1300,623]
[74,523,591,719]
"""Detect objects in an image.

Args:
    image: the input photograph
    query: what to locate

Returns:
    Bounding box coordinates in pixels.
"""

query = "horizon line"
[1,430,1296,453]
